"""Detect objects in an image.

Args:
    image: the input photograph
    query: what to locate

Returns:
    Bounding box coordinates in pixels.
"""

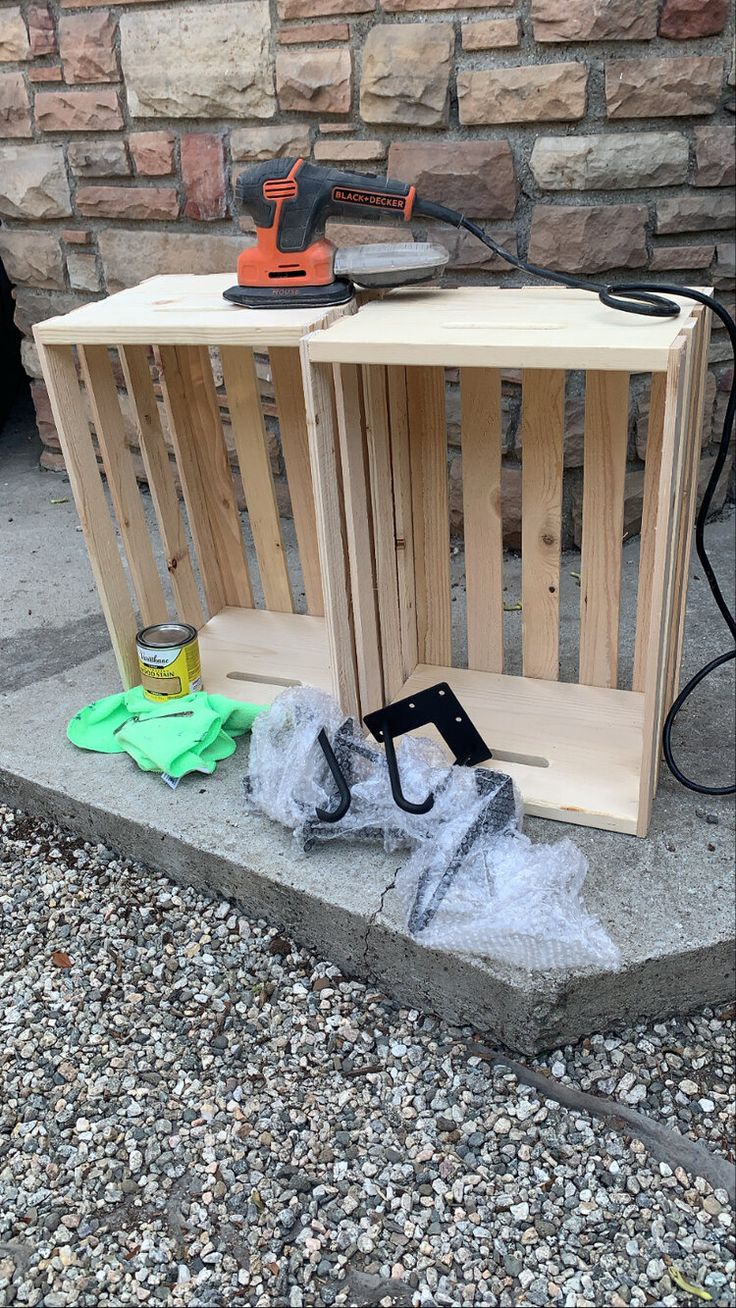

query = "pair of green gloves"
[68,686,265,779]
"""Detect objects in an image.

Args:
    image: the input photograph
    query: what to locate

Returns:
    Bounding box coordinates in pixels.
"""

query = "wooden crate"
[35,274,361,715]
[304,286,711,836]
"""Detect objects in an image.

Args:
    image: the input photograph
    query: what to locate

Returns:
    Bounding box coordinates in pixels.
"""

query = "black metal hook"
[375,719,435,815]
[314,728,352,823]
[363,683,492,818]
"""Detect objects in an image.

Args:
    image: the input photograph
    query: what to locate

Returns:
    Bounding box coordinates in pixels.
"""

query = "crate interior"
[362,360,671,834]
[78,338,333,705]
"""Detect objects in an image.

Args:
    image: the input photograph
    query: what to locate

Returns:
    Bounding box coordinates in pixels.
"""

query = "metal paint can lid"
[136,622,198,650]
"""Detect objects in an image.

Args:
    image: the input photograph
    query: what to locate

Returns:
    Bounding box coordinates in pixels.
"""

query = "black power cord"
[415,199,736,796]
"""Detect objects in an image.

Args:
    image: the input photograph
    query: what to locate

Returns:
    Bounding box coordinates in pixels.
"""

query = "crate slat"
[363,365,404,702]
[306,287,694,372]
[80,344,169,628]
[665,307,711,710]
[579,372,630,689]
[119,344,205,630]
[406,366,452,666]
[637,333,690,834]
[652,319,699,792]
[34,274,346,348]
[300,351,361,723]
[461,367,504,674]
[633,372,667,694]
[159,344,253,615]
[387,365,418,681]
[333,362,383,714]
[35,342,139,688]
[270,347,325,617]
[220,346,293,615]
[521,369,564,681]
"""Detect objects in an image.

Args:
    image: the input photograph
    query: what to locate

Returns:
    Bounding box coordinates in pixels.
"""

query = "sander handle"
[235,158,415,255]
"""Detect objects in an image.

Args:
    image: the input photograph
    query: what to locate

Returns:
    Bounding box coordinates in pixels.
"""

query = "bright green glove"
[68,686,266,777]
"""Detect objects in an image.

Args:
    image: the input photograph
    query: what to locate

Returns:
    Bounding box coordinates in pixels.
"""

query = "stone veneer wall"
[0,0,734,546]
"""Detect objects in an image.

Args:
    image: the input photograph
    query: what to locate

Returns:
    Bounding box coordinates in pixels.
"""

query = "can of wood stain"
[136,623,202,701]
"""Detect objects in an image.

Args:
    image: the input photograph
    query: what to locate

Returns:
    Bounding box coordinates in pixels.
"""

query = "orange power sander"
[224,157,450,309]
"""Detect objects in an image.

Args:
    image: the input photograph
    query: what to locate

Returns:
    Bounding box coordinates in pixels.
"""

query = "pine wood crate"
[304,287,712,836]
[34,274,361,712]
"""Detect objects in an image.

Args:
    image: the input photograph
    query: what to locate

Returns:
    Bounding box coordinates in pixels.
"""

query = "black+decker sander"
[223,157,449,308]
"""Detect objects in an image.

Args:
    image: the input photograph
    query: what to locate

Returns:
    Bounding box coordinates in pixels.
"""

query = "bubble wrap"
[245,687,620,973]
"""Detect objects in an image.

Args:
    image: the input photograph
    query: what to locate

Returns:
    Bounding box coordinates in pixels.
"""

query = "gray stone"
[0,144,72,220]
[532,0,658,41]
[445,226,518,272]
[0,230,64,289]
[0,7,30,61]
[459,63,587,124]
[13,289,85,337]
[657,191,736,233]
[120,1,275,120]
[230,124,310,162]
[694,125,736,187]
[98,229,248,293]
[20,338,42,379]
[528,203,648,273]
[276,48,351,115]
[530,132,688,190]
[66,250,100,294]
[606,55,723,119]
[360,23,453,127]
[388,140,517,219]
[715,240,735,289]
[649,244,715,272]
[67,139,130,178]
[0,69,31,136]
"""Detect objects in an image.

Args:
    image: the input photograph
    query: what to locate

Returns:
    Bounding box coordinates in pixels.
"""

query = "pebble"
[0,804,733,1308]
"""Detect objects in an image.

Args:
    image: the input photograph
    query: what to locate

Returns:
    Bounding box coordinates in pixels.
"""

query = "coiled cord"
[414,199,735,795]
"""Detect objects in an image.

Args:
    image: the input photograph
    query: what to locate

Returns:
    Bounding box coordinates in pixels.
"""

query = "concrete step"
[1,648,733,1054]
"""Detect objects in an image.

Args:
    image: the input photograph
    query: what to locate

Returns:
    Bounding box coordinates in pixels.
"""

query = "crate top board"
[34,273,354,348]
[306,285,702,372]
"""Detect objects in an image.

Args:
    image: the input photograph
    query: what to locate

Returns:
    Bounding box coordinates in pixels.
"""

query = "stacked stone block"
[0,0,733,545]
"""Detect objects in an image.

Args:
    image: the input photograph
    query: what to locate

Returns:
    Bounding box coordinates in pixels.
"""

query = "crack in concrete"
[362,860,401,979]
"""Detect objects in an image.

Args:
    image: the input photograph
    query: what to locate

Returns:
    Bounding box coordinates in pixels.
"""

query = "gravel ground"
[1,804,734,1308]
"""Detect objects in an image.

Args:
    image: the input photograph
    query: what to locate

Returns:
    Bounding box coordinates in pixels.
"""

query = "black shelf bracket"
[363,682,492,816]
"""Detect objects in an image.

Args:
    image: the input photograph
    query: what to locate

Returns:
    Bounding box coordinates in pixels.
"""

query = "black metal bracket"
[363,683,492,816]
[314,728,352,823]
[408,767,516,935]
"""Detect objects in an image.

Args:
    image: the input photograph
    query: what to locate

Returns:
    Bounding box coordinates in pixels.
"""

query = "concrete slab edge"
[2,765,733,1055]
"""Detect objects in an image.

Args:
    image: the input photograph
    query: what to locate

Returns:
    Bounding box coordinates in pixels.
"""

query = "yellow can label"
[137,638,202,702]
